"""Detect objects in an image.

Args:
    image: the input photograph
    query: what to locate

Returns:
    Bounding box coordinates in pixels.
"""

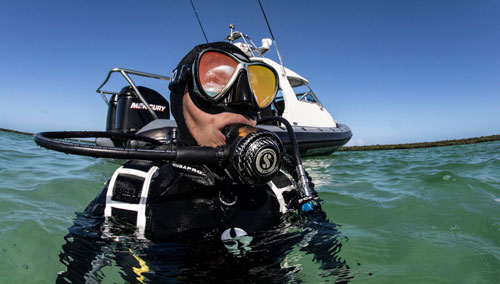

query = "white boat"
[226,30,352,155]
[95,30,352,156]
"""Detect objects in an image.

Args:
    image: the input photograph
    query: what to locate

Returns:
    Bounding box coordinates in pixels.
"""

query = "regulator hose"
[34,125,283,184]
[34,117,318,205]
[257,116,316,204]
[35,131,186,161]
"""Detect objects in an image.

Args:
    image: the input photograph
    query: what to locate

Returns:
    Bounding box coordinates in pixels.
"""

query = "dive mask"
[170,48,279,115]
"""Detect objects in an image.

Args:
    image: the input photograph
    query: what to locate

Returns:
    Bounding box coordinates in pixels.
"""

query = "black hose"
[34,124,313,198]
[34,131,176,160]
[34,131,226,164]
[257,116,302,166]
[258,116,316,201]
[37,131,163,145]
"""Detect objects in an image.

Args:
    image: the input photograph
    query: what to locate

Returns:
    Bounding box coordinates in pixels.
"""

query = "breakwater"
[340,134,500,151]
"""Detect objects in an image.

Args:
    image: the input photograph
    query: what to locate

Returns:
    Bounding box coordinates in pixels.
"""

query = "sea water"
[0,131,498,283]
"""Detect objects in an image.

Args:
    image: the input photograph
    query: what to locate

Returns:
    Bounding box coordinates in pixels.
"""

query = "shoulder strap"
[103,165,159,239]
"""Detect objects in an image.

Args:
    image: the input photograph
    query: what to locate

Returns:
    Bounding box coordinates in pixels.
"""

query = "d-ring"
[219,190,238,206]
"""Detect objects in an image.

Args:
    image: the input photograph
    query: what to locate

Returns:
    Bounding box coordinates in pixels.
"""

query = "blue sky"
[1,0,499,145]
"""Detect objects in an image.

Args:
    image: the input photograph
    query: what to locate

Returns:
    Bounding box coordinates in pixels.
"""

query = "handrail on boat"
[96,67,170,120]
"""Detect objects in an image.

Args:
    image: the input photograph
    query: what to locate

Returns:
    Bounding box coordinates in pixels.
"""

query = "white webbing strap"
[104,166,159,238]
[268,180,295,214]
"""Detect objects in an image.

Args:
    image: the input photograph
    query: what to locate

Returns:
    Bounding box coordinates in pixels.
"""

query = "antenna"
[189,0,208,43]
[257,0,286,76]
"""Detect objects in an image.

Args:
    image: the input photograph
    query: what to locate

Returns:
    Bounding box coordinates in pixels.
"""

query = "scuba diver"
[56,42,350,283]
[85,41,320,241]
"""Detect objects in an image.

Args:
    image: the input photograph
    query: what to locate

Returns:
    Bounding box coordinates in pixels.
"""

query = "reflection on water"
[57,210,351,283]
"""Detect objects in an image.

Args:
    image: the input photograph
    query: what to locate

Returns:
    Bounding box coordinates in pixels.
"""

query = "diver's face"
[182,87,256,147]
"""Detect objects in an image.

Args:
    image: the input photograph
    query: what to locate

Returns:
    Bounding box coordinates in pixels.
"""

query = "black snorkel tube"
[34,116,318,211]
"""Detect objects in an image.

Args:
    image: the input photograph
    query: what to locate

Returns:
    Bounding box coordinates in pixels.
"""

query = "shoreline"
[1,127,498,151]
[0,128,34,136]
[339,135,500,151]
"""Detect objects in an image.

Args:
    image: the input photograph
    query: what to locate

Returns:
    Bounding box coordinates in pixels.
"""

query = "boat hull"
[129,119,352,157]
[260,124,352,156]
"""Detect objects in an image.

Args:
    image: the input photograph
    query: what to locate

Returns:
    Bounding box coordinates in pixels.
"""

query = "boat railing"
[96,67,170,120]
[226,29,272,58]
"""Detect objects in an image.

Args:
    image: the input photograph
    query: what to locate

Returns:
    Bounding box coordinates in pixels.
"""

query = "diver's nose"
[229,71,256,108]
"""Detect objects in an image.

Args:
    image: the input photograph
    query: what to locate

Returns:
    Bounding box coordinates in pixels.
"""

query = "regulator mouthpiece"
[222,124,283,184]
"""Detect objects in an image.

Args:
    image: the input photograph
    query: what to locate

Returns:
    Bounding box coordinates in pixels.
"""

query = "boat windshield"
[292,83,322,106]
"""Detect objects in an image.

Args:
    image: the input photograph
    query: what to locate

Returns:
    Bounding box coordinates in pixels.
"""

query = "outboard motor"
[106,86,170,134]
[104,86,169,146]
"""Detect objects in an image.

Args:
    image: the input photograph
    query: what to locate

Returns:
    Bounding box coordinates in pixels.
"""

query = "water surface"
[0,131,498,283]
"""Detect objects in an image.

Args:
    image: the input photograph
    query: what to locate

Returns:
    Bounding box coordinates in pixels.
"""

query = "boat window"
[288,77,304,88]
[293,84,319,104]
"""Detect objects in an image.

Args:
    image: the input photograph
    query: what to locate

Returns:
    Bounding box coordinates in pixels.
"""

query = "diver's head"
[169,42,279,147]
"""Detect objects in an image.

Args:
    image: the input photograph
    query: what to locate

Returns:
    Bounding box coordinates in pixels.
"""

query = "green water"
[0,131,499,283]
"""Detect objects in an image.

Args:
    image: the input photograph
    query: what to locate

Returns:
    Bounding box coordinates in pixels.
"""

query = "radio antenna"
[189,0,208,43]
[257,0,286,76]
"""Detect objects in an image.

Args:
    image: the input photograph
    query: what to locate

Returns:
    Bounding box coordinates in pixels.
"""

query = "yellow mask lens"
[248,65,277,108]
